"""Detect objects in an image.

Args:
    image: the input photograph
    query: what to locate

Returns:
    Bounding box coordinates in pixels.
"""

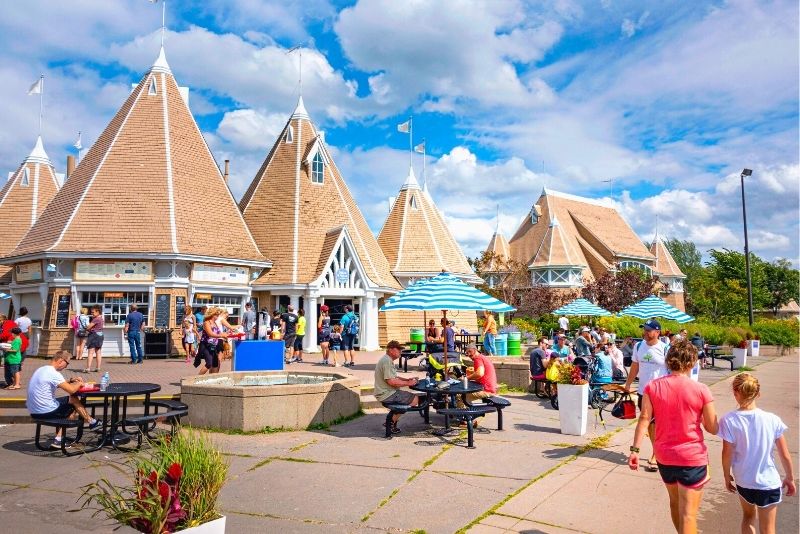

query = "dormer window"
[285,124,294,144]
[311,152,324,183]
[21,168,30,187]
[409,194,418,210]
[148,77,157,95]
[530,204,541,224]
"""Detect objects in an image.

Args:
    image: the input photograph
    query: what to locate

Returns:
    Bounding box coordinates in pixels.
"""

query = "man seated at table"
[27,351,101,450]
[460,344,498,415]
[552,334,572,359]
[374,340,420,434]
[530,337,555,389]
[574,327,594,357]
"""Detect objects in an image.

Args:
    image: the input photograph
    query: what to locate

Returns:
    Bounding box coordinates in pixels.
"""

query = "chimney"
[66,155,75,179]
[223,159,230,184]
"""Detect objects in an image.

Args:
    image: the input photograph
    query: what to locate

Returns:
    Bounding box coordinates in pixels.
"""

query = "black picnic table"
[79,382,161,450]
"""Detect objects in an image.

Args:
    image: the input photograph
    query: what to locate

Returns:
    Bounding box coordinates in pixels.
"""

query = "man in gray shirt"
[242,302,256,340]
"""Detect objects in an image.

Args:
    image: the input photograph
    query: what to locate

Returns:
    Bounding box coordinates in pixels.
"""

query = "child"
[329,325,343,367]
[719,373,796,534]
[3,327,23,390]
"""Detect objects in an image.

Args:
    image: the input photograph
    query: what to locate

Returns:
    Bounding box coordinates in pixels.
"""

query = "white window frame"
[619,260,653,276]
[285,124,294,143]
[148,77,157,95]
[21,168,30,187]
[192,295,243,324]
[531,268,582,287]
[311,151,324,184]
[81,291,150,327]
[409,194,418,210]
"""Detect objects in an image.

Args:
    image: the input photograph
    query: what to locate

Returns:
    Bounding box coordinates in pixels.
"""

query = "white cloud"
[217,109,287,150]
[621,11,649,38]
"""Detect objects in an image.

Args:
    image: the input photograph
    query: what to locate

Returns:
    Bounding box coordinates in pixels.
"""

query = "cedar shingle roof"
[530,214,585,268]
[0,137,61,257]
[9,49,264,263]
[484,231,510,271]
[378,167,476,281]
[650,235,685,278]
[509,188,654,281]
[241,97,399,289]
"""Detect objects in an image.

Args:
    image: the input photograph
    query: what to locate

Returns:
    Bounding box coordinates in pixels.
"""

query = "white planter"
[732,348,747,369]
[125,516,226,534]
[748,340,760,357]
[558,383,589,436]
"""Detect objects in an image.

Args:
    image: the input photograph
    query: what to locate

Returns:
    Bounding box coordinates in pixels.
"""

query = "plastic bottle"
[100,372,110,392]
[462,374,468,388]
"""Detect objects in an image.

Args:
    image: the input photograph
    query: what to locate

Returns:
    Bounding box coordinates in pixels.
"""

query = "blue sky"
[0,0,797,263]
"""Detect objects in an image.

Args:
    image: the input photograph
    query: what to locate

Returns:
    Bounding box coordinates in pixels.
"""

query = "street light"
[740,168,754,326]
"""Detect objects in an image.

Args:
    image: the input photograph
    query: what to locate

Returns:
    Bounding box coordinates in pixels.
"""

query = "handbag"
[606,392,636,421]
[545,363,560,382]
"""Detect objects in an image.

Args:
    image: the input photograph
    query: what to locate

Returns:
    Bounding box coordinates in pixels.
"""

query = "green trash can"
[507,331,522,356]
[409,328,425,351]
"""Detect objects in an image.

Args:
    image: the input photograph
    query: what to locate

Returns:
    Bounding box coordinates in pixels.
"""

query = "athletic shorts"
[198,341,220,369]
[283,334,296,352]
[86,332,105,349]
[382,390,417,405]
[657,464,710,489]
[31,397,74,420]
[737,485,782,507]
[293,335,304,350]
[341,333,355,351]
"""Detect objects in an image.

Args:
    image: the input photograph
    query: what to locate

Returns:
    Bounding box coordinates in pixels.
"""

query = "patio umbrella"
[381,272,515,361]
[552,298,611,317]
[618,295,695,323]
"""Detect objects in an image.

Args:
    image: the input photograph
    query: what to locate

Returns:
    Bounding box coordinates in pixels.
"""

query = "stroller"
[575,355,626,409]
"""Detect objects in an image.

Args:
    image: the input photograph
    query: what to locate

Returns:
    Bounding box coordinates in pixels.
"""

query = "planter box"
[558,383,588,436]
[748,340,760,357]
[120,515,226,534]
[732,348,747,369]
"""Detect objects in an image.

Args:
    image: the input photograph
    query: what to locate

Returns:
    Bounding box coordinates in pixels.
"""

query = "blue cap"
[641,319,661,331]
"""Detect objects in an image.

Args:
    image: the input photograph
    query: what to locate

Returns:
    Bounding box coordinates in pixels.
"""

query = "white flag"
[28,77,43,95]
[73,132,82,150]
[397,120,410,133]
[414,141,425,154]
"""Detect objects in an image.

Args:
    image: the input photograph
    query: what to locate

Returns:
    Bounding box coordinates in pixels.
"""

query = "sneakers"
[49,440,73,451]
[334,363,342,367]
[88,419,103,431]
[382,422,401,434]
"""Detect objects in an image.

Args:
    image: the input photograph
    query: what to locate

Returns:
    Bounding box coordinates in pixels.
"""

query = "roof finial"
[400,166,420,190]
[287,45,305,97]
[160,0,166,48]
[150,1,171,73]
[495,204,500,233]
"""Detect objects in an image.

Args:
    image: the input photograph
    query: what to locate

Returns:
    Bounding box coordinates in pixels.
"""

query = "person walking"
[196,307,229,375]
[318,304,331,365]
[293,308,306,363]
[719,373,796,534]
[281,305,299,363]
[628,339,718,534]
[73,307,91,360]
[84,306,105,373]
[624,319,670,471]
[482,310,497,356]
[242,302,257,340]
[339,305,358,367]
[329,325,343,366]
[2,327,23,390]
[124,304,145,364]
[182,314,197,364]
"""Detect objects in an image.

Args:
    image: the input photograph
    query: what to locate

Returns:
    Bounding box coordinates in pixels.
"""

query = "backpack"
[347,313,360,336]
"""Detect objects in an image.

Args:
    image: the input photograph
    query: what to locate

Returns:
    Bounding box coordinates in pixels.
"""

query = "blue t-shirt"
[126,310,144,333]
[340,312,355,334]
[593,353,613,383]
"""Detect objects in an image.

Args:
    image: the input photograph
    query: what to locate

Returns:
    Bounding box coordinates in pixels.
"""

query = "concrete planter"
[732,348,747,369]
[558,383,588,436]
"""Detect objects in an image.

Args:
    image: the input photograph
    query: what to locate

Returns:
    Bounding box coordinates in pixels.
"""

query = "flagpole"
[161,0,166,47]
[38,75,44,136]
[421,139,426,189]
[408,116,413,169]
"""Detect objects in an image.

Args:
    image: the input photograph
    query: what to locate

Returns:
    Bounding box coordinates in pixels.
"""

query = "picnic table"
[411,379,492,448]
[80,382,161,450]
[706,345,735,371]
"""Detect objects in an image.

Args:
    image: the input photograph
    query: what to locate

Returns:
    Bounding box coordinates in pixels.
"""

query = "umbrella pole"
[442,310,448,377]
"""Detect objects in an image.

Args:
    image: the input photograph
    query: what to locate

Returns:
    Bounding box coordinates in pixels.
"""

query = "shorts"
[737,486,782,507]
[319,331,331,343]
[283,334,296,352]
[293,335,304,350]
[86,332,104,349]
[657,464,710,489]
[31,397,74,420]
[382,390,417,405]
[637,395,655,423]
[198,341,220,369]
[330,344,341,351]
[341,333,355,351]
[5,363,21,374]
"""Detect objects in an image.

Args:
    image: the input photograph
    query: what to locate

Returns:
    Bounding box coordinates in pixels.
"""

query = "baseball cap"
[544,338,553,346]
[641,319,662,331]
[580,327,590,333]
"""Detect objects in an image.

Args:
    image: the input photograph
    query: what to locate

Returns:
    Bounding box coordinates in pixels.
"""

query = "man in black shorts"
[281,305,299,363]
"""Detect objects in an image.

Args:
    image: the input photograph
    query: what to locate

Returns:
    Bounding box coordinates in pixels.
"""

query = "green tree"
[707,248,770,309]
[581,267,660,313]
[689,269,749,321]
[663,238,702,279]
[763,258,800,313]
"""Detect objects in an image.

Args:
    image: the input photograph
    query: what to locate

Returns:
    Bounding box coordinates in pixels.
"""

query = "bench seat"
[381,397,430,437]
[437,405,495,448]
[480,395,511,430]
[33,417,85,456]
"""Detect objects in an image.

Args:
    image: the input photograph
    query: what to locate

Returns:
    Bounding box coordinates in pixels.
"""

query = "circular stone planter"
[181,371,361,432]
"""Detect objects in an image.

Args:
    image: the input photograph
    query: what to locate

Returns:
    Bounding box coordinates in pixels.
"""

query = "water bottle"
[462,374,468,388]
[100,372,109,392]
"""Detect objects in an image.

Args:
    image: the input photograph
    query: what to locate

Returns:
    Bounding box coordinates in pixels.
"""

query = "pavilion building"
[0,136,63,316]
[492,187,686,311]
[377,167,479,343]
[2,47,269,357]
[240,97,399,351]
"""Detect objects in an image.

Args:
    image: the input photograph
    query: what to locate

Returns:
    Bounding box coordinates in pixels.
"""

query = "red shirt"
[471,353,497,394]
[645,374,713,466]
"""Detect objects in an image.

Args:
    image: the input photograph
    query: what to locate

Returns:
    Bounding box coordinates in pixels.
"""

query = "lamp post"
[740,168,754,326]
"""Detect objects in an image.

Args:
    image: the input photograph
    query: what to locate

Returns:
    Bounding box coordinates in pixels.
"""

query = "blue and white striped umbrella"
[552,298,611,317]
[380,272,515,312]
[618,295,694,323]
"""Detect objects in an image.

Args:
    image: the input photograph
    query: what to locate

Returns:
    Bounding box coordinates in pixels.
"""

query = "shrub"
[753,319,799,347]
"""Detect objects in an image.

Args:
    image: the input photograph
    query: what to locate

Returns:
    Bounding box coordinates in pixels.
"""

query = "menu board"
[175,296,186,325]
[155,294,170,328]
[75,261,152,281]
[16,261,42,282]
[55,294,71,327]
[191,263,248,284]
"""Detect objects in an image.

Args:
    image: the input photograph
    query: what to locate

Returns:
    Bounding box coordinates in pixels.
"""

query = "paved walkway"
[0,351,796,533]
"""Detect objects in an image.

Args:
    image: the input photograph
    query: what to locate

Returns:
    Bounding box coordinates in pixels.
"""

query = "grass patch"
[246,455,317,472]
[549,442,574,448]
[736,366,754,371]
[289,439,317,452]
[201,425,293,435]
[497,383,528,394]
[306,409,365,431]
[222,452,253,458]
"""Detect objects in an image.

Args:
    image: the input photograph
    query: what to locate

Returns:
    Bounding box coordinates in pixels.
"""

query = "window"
[81,291,150,326]
[148,77,157,95]
[619,261,653,276]
[192,295,242,325]
[530,204,541,224]
[531,268,582,287]
[668,278,684,292]
[311,151,324,183]
[409,194,418,209]
[285,124,294,143]
[21,168,29,187]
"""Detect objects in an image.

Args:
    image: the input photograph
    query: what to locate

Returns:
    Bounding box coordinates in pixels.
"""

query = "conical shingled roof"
[378,166,477,281]
[530,214,584,268]
[9,49,263,263]
[484,231,510,271]
[0,136,61,257]
[650,234,685,278]
[240,97,399,289]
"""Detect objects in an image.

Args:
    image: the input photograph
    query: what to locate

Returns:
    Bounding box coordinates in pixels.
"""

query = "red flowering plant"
[555,362,588,385]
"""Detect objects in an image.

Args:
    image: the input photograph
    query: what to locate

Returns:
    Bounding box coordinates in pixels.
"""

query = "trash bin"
[410,328,426,351]
[495,333,508,356]
[507,331,522,356]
